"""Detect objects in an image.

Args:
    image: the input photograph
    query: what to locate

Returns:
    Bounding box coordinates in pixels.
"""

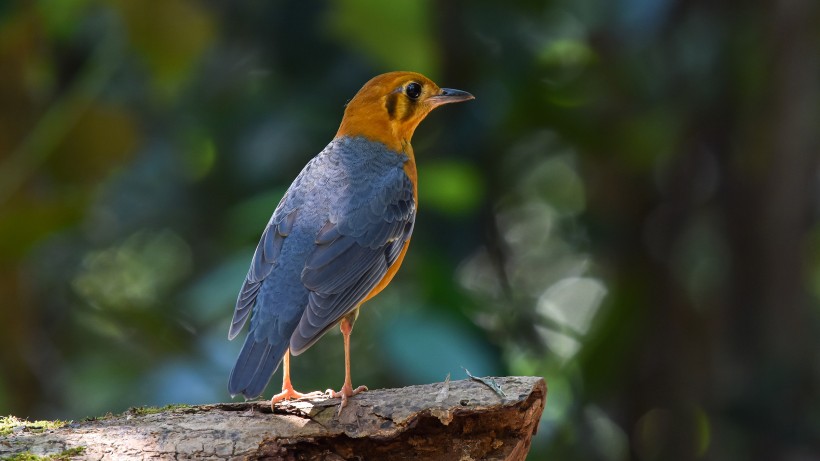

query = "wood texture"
[0,376,546,460]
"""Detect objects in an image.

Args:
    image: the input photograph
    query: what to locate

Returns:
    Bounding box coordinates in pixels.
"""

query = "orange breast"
[361,148,417,305]
[361,238,412,304]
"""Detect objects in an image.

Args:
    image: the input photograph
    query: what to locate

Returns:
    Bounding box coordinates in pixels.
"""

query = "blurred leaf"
[519,155,586,216]
[539,39,598,107]
[73,229,192,312]
[49,102,139,184]
[0,196,84,262]
[537,277,607,336]
[418,160,484,215]
[36,0,93,39]
[327,0,437,74]
[181,130,217,181]
[540,39,595,70]
[616,109,679,172]
[111,0,215,97]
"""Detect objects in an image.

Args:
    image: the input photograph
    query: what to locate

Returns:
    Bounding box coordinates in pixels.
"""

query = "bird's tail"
[228,333,287,399]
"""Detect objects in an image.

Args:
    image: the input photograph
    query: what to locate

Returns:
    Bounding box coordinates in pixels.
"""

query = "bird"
[227,71,474,411]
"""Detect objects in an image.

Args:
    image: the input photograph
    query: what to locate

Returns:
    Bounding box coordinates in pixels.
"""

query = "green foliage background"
[1,0,818,459]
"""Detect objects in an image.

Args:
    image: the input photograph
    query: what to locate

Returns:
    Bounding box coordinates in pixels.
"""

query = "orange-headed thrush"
[228,71,474,410]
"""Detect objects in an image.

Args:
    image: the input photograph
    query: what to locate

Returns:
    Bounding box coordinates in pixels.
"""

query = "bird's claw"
[271,388,325,410]
[326,384,368,415]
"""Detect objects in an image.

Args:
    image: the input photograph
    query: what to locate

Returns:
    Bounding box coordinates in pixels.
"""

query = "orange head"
[336,71,474,151]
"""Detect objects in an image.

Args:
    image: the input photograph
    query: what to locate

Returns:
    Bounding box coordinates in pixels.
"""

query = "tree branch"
[1,376,546,460]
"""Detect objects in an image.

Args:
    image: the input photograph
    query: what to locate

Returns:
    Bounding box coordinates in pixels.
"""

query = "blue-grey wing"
[228,206,298,340]
[290,169,415,354]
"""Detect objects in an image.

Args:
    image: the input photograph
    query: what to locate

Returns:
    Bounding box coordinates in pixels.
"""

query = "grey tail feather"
[228,333,288,399]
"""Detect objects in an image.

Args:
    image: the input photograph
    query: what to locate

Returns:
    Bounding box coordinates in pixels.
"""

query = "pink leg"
[270,350,323,410]
[326,316,367,412]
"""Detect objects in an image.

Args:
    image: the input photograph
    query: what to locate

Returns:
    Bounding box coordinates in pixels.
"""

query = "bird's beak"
[429,88,475,107]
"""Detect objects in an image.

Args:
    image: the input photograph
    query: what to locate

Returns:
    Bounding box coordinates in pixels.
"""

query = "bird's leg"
[270,349,323,410]
[327,314,367,413]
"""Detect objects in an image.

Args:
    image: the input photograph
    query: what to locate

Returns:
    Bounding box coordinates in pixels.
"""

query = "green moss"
[1,446,85,461]
[0,416,68,437]
[0,453,41,461]
[81,412,113,422]
[125,403,194,416]
[53,447,85,460]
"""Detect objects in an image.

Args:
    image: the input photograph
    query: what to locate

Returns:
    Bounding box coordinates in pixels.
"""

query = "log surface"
[0,376,546,460]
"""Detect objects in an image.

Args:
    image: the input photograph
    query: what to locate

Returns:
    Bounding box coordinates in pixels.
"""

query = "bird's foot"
[271,386,325,410]
[326,383,368,415]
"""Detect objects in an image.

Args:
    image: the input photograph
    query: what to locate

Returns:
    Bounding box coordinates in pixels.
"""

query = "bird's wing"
[228,201,297,340]
[290,167,415,354]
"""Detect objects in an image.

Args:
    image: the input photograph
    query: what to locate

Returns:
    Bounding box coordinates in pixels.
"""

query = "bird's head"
[336,71,474,152]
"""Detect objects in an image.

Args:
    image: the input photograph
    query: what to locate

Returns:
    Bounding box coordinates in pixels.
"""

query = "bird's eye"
[405,82,422,100]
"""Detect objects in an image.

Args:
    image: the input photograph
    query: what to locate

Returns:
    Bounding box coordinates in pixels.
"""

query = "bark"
[0,376,546,460]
